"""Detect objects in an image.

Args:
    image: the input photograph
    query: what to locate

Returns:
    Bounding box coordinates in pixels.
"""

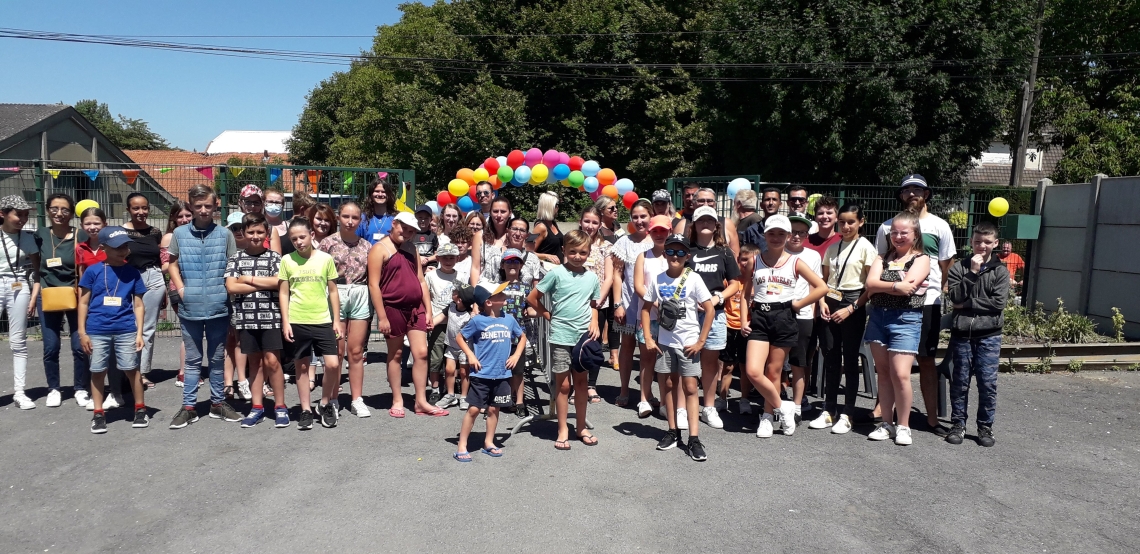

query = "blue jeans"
[40,307,90,393]
[949,335,1001,426]
[180,316,227,407]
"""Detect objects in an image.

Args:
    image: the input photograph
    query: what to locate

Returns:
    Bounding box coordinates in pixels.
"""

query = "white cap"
[693,206,718,221]
[764,214,791,234]
[393,211,418,229]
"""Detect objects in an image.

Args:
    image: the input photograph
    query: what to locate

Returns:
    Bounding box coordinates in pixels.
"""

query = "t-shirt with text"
[644,269,712,349]
[224,249,282,329]
[278,250,339,325]
[461,313,524,380]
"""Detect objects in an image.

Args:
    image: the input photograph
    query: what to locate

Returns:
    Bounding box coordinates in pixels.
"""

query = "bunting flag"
[195,166,214,180]
[159,168,173,173]
[0,167,19,172]
[268,167,281,183]
[342,171,353,186]
[229,167,244,178]
[47,169,61,179]
[395,180,413,213]
[84,169,100,181]
[122,169,139,185]
[377,171,388,180]
[306,169,320,186]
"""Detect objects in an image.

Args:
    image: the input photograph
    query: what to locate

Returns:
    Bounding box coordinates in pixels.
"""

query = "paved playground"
[0,337,1137,553]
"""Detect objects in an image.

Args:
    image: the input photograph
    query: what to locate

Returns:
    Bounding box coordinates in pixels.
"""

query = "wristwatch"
[714,292,724,306]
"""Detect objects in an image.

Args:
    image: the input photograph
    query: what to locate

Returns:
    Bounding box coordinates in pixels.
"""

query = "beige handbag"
[40,233,78,312]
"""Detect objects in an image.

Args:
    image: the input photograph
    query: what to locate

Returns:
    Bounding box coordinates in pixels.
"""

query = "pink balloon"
[524,148,542,167]
[558,152,570,166]
[589,189,602,200]
[542,149,559,167]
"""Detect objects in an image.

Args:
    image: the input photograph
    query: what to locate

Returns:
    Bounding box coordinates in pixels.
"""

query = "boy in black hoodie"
[946,222,1009,447]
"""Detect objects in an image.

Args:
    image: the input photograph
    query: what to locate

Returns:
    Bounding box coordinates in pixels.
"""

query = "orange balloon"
[457,168,476,186]
[597,168,617,186]
[489,175,501,190]
[602,185,619,199]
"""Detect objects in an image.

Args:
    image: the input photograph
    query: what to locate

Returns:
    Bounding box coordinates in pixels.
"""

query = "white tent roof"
[205,130,291,154]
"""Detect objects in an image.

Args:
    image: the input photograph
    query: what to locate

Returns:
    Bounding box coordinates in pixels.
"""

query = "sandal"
[554,440,572,451]
[142,378,156,390]
[453,451,472,463]
[587,388,602,404]
[309,379,316,392]
[223,385,234,399]
[614,396,629,407]
[415,407,449,417]
[388,407,406,418]
[480,446,503,457]
[578,432,599,446]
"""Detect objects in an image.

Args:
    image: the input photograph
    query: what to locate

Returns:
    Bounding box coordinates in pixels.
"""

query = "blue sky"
[2,0,406,150]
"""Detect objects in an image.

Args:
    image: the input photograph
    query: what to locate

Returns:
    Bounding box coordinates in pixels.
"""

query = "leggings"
[0,278,30,392]
[821,304,867,415]
[588,305,617,388]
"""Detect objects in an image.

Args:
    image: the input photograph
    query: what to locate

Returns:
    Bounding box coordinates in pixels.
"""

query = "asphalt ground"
[1,337,1138,553]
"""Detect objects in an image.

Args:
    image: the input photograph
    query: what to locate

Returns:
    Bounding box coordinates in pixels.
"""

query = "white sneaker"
[12,392,35,410]
[74,390,91,407]
[738,399,752,414]
[349,397,371,418]
[84,400,95,411]
[45,389,62,407]
[714,397,727,411]
[676,408,688,430]
[637,401,652,418]
[894,425,913,445]
[236,380,252,400]
[831,414,852,434]
[868,422,894,441]
[102,393,122,410]
[779,400,796,436]
[757,413,774,438]
[808,412,833,430]
[700,406,724,429]
[459,398,469,410]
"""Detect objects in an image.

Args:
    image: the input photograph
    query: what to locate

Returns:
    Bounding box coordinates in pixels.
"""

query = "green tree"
[74,99,172,150]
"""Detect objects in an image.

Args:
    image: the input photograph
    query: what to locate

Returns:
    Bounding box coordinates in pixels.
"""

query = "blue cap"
[571,334,604,374]
[98,226,132,248]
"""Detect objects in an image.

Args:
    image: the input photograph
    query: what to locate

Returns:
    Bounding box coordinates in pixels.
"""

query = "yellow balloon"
[530,163,549,184]
[988,197,1009,217]
[448,178,469,198]
[75,199,99,216]
[473,167,490,182]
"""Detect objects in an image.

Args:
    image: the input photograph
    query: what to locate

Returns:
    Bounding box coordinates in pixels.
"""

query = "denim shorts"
[636,320,660,345]
[698,309,727,351]
[863,306,923,354]
[89,333,138,373]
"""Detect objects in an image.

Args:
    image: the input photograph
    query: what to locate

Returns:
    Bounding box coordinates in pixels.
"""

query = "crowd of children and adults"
[0,172,1017,461]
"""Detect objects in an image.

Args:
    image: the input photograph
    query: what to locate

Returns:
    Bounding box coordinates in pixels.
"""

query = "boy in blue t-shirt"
[77,227,148,434]
[453,282,526,462]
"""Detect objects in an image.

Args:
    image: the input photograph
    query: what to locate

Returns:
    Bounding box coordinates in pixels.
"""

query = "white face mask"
[265,203,283,216]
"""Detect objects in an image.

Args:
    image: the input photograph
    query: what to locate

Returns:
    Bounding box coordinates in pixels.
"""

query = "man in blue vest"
[166,184,242,428]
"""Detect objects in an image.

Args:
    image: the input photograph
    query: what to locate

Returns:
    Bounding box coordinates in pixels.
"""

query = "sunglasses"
[788,197,808,203]
[604,205,618,212]
[476,191,492,198]
[664,248,688,257]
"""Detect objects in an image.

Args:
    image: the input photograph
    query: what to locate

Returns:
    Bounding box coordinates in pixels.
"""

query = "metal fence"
[0,158,414,337]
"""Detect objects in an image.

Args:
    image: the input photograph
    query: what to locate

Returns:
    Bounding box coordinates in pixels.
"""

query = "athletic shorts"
[239,328,283,354]
[445,346,468,365]
[698,309,727,351]
[747,305,798,347]
[466,376,514,409]
[654,345,701,378]
[290,323,338,359]
[918,304,944,358]
[789,319,814,368]
[720,327,748,365]
[338,283,373,321]
[428,324,447,373]
[383,304,427,338]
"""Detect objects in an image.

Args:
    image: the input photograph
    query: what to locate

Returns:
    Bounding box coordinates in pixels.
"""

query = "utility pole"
[1010,0,1047,187]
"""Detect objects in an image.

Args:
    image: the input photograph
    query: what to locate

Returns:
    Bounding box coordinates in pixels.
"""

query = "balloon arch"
[428,148,639,214]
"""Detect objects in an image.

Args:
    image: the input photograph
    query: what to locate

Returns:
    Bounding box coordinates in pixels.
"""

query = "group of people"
[0,172,1009,460]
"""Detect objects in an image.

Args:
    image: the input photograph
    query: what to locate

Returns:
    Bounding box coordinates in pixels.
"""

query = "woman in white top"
[740,215,827,438]
[611,199,653,408]
[0,195,39,410]
[631,215,673,418]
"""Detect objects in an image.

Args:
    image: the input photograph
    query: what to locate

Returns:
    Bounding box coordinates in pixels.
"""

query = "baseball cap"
[502,248,523,262]
[98,226,133,248]
[240,184,263,198]
[473,281,510,305]
[453,282,476,311]
[764,214,792,234]
[415,204,433,215]
[436,242,459,257]
[898,174,930,201]
[648,215,672,232]
[664,234,688,248]
[226,212,244,225]
[570,333,604,374]
[393,211,419,229]
[0,195,31,211]
[652,189,671,203]
[693,206,718,221]
[787,214,813,228]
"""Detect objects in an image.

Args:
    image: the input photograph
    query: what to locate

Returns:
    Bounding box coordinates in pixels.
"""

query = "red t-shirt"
[75,240,107,270]
[806,232,841,258]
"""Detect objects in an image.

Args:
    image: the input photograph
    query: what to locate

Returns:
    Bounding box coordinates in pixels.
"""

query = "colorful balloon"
[727,177,751,199]
[530,163,549,184]
[568,170,585,187]
[497,166,514,183]
[496,155,508,168]
[602,185,619,199]
[489,175,502,190]
[436,190,454,206]
[425,200,440,215]
[542,149,560,167]
[558,152,570,166]
[581,160,601,177]
[484,157,500,174]
[472,167,490,183]
[989,197,1009,217]
[457,196,475,212]
[597,168,616,186]
[506,150,524,169]
[513,165,532,185]
[568,156,584,171]
[615,177,634,194]
[552,163,570,181]
[524,148,542,167]
[448,178,469,198]
[583,176,599,193]
[457,168,476,186]
[622,191,639,210]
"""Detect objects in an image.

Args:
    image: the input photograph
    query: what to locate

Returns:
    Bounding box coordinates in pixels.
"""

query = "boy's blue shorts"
[90,333,138,373]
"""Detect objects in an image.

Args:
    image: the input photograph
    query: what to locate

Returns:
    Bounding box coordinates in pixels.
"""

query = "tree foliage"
[74,100,172,150]
[289,0,1037,200]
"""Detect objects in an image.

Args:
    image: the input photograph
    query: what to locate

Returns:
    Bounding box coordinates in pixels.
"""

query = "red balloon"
[568,156,584,171]
[622,191,639,210]
[436,190,455,206]
[484,157,500,174]
[507,150,524,169]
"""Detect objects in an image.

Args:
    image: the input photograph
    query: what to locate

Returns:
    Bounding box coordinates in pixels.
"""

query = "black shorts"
[789,319,814,367]
[918,304,944,358]
[747,305,798,347]
[290,323,338,360]
[466,376,514,409]
[239,328,284,354]
[720,328,749,365]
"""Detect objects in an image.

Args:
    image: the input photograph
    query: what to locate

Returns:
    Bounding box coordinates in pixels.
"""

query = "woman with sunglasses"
[592,196,626,242]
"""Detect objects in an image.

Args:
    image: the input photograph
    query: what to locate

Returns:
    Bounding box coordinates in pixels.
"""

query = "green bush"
[1003,299,1104,344]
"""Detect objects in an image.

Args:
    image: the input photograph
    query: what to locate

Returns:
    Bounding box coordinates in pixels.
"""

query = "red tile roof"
[123,150,289,200]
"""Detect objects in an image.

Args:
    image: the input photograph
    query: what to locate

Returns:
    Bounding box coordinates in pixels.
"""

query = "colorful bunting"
[342,171,353,186]
[268,168,281,183]
[377,171,388,180]
[47,169,61,179]
[84,169,100,181]
[159,168,173,173]
[0,167,19,172]
[122,169,139,185]
[195,166,214,180]
[229,167,244,178]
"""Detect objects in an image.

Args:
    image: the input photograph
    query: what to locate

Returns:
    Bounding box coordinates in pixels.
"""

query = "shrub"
[1003,299,1104,344]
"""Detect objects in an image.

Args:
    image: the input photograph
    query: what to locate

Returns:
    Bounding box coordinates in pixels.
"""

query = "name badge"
[103,297,122,307]
[11,282,22,290]
[765,283,783,295]
[373,233,383,241]
[46,257,63,268]
[887,261,905,271]
[826,287,843,301]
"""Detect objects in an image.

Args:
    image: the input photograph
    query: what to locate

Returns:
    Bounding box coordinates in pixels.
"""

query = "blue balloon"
[581,160,600,177]
[552,163,571,181]
[615,178,634,195]
[457,196,475,212]
[512,165,532,185]
[583,176,599,193]
[425,200,440,216]
[511,178,525,187]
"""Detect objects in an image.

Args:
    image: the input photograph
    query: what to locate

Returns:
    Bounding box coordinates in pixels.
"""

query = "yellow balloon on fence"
[448,178,470,198]
[988,197,1009,217]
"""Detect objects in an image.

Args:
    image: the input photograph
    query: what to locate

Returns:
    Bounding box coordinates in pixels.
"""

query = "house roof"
[966,147,1063,186]
[123,150,290,200]
[0,103,69,143]
[205,130,291,154]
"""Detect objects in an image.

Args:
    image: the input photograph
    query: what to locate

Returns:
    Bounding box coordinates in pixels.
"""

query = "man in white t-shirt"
[875,174,957,436]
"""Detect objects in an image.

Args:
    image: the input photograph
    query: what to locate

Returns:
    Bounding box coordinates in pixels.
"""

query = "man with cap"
[413,204,439,269]
[874,174,957,435]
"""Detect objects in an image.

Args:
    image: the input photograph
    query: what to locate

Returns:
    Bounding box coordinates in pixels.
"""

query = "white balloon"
[496,156,508,168]
[425,200,440,215]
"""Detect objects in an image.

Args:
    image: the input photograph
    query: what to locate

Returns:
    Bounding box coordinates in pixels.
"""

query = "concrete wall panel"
[1036,226,1087,271]
[1096,177,1140,225]
[1041,183,1094,227]
[1034,268,1083,311]
[1087,270,1140,323]
[1092,225,1140,273]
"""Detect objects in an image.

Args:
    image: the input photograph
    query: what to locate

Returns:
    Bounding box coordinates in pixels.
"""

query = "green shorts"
[338,283,373,321]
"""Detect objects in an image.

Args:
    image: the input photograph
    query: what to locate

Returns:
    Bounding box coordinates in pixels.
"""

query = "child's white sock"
[795,405,802,415]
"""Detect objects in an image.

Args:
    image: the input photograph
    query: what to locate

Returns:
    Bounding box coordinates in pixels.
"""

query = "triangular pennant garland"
[47,169,61,179]
[159,168,173,173]
[268,168,281,183]
[84,169,100,181]
[195,166,214,180]
[229,167,244,178]
[122,169,139,185]
[342,171,353,186]
[306,169,320,186]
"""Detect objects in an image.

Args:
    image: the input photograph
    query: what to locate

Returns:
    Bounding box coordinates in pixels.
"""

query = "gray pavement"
[1,337,1138,553]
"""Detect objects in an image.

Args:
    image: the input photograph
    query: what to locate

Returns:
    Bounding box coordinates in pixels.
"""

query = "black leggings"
[821,305,868,415]
[588,305,617,388]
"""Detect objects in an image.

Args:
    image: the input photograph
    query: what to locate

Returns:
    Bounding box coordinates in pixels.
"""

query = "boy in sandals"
[453,282,526,462]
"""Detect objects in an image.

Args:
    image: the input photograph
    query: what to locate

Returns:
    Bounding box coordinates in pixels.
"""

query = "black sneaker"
[210,402,242,422]
[428,390,441,405]
[132,409,150,428]
[91,413,107,434]
[319,403,338,428]
[514,402,528,419]
[930,422,952,438]
[656,429,679,451]
[169,407,199,429]
[977,425,995,447]
[298,410,314,430]
[945,422,965,444]
[688,437,707,461]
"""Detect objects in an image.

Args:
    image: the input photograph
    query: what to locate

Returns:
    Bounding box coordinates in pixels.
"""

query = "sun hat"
[393,211,419,228]
[693,206,718,221]
[764,214,792,234]
[648,215,672,232]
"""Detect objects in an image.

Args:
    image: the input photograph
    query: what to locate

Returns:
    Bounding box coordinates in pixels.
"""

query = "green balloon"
[568,170,585,187]
[497,166,514,183]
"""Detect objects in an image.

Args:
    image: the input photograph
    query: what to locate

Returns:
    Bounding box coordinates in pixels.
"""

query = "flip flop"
[480,446,503,457]
[415,407,450,417]
[453,451,472,463]
[388,407,406,418]
[142,379,156,390]
[554,440,572,451]
[588,393,602,404]
[578,433,599,446]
